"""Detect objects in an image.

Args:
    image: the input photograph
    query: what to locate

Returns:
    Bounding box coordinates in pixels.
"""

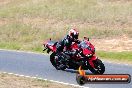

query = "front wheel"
[89,59,105,74]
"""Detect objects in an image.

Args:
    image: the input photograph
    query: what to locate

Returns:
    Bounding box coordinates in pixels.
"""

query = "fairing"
[45,41,57,52]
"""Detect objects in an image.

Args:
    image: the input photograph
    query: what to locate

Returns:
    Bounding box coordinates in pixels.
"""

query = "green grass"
[1,0,132,22]
[0,42,21,50]
[97,51,132,63]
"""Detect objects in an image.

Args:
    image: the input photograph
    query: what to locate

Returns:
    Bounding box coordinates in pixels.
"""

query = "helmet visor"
[74,34,78,39]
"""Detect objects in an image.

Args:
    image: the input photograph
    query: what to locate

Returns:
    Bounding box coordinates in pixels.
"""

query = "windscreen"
[79,41,92,51]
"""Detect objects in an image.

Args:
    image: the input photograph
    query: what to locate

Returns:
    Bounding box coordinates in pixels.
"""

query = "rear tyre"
[50,52,66,70]
[89,59,105,74]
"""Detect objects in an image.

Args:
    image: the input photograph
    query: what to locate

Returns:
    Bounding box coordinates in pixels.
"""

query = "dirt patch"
[0,19,8,26]
[91,36,132,52]
[0,73,78,88]
[0,0,11,6]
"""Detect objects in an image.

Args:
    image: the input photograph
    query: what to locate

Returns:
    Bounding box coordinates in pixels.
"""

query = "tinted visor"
[74,34,78,39]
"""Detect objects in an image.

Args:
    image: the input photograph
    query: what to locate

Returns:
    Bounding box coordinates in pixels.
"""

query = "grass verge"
[97,51,132,64]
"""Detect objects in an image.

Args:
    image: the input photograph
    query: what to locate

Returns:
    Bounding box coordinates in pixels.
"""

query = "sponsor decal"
[76,66,131,85]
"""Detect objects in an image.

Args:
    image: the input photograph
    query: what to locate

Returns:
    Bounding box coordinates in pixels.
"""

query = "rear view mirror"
[87,38,89,41]
[84,37,89,41]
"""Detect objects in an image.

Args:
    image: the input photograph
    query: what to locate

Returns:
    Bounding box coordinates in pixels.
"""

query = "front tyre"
[89,59,105,74]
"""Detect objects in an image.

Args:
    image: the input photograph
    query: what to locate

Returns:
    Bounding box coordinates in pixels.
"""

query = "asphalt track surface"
[0,50,132,88]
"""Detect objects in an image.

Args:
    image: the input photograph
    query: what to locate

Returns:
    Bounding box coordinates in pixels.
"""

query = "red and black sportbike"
[43,37,105,74]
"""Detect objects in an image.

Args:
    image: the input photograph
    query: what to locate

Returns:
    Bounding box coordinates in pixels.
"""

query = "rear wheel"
[89,59,105,74]
[50,52,66,70]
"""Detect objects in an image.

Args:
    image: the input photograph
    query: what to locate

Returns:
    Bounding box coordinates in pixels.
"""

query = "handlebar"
[43,48,47,51]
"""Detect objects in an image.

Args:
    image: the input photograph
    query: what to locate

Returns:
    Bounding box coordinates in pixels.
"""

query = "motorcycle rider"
[56,28,80,69]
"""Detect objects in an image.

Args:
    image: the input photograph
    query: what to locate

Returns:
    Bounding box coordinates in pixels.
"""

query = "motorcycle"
[43,37,105,74]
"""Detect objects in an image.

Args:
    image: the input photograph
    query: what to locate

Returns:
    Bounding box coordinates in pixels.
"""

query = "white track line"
[2,72,89,88]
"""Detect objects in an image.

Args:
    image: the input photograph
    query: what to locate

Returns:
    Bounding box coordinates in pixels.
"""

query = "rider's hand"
[75,39,81,44]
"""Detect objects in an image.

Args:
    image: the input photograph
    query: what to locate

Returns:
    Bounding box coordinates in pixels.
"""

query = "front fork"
[88,55,97,68]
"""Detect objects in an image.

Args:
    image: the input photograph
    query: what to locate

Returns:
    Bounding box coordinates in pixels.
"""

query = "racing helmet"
[69,28,79,40]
